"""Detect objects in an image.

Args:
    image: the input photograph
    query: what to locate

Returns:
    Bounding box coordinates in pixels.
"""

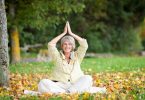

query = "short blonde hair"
[61,35,75,50]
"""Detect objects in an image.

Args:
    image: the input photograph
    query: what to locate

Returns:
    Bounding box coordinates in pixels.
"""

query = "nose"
[66,44,70,47]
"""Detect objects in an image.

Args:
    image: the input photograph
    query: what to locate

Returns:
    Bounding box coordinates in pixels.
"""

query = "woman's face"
[61,41,73,53]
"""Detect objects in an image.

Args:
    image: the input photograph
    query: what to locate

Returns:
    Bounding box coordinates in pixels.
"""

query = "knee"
[83,75,93,82]
[38,79,52,92]
[38,79,51,85]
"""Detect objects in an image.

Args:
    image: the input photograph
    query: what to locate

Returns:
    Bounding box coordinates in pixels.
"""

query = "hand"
[63,22,67,34]
[67,21,73,35]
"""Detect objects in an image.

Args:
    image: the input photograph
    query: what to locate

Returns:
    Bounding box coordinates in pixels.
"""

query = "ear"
[71,46,74,51]
[61,44,63,49]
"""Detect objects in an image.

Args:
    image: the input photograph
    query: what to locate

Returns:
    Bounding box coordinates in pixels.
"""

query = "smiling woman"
[61,36,75,52]
[24,22,106,95]
[60,36,75,63]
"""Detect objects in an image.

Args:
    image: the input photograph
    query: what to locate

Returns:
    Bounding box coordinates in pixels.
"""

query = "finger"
[66,21,68,25]
[68,23,71,29]
[64,24,67,31]
[67,22,69,26]
[64,24,67,30]
[68,22,70,26]
[64,26,67,30]
[64,23,67,29]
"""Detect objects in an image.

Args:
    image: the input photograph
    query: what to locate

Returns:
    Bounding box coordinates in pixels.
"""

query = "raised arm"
[48,22,67,46]
[67,21,88,63]
[48,22,67,62]
[67,21,83,42]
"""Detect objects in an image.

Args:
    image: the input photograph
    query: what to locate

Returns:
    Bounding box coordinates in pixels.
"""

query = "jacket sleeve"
[75,39,88,64]
[48,43,61,63]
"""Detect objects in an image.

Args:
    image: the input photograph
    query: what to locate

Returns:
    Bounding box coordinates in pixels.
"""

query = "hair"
[61,35,75,50]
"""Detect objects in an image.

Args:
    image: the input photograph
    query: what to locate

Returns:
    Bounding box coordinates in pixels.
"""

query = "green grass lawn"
[2,56,144,100]
[82,56,145,72]
[9,56,145,73]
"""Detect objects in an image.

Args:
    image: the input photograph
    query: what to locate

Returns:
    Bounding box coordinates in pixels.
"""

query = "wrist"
[62,32,66,35]
[69,32,74,35]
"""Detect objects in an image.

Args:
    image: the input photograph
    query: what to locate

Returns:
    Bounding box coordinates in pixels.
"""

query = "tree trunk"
[10,26,21,63]
[0,0,9,87]
[9,2,21,63]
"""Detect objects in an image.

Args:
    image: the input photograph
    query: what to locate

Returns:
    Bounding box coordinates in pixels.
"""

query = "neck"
[64,52,71,59]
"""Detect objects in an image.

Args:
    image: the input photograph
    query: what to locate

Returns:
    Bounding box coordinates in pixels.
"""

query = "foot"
[87,87,107,93]
[24,90,40,96]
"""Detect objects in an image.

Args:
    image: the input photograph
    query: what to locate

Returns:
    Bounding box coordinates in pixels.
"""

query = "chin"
[63,50,71,53]
[64,51,71,53]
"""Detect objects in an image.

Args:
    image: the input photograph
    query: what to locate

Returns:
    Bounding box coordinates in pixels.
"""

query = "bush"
[86,25,142,53]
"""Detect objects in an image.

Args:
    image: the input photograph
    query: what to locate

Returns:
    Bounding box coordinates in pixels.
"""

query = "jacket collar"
[60,50,75,60]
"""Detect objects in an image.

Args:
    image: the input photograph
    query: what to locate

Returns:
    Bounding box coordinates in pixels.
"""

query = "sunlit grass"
[9,62,53,74]
[3,56,144,100]
[82,56,145,72]
[9,56,145,73]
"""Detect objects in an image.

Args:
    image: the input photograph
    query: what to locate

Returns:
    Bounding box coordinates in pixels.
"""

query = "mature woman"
[24,22,106,95]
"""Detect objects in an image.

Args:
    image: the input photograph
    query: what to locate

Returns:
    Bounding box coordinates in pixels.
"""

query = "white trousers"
[24,75,106,95]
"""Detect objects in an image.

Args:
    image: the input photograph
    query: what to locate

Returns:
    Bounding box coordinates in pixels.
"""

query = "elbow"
[84,43,88,50]
[48,42,56,47]
[86,43,88,49]
[79,39,88,50]
[83,39,88,49]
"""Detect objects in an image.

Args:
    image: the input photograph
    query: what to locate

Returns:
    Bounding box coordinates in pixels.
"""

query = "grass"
[3,56,145,100]
[9,62,53,74]
[82,56,145,72]
[9,56,145,73]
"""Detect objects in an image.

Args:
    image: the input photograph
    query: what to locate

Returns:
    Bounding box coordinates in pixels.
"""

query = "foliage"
[81,0,145,52]
[5,0,145,52]
[6,0,85,46]
[0,57,144,99]
[0,71,144,99]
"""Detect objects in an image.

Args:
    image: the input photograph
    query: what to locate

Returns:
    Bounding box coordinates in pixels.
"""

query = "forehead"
[63,40,72,44]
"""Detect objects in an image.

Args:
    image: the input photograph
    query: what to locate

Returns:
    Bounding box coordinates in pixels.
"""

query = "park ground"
[0,56,145,100]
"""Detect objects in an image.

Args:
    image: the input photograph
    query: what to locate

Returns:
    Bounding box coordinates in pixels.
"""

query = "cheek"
[61,45,65,49]
[70,45,73,49]
[69,45,73,50]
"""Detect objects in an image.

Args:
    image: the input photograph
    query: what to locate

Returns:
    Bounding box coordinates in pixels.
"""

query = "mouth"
[65,48,70,50]
[64,48,71,51]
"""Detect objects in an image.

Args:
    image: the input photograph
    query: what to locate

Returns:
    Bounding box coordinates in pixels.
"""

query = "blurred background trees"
[6,0,85,62]
[5,0,145,59]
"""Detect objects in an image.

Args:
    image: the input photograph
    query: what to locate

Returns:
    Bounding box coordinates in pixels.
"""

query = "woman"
[24,22,106,95]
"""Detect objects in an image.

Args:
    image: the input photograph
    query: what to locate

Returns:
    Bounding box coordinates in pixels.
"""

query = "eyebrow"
[63,42,72,45]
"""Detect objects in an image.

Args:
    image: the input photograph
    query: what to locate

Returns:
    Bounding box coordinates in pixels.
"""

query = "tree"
[5,0,85,61]
[7,0,22,63]
[79,0,145,52]
[10,26,20,63]
[0,0,9,86]
[5,0,145,53]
